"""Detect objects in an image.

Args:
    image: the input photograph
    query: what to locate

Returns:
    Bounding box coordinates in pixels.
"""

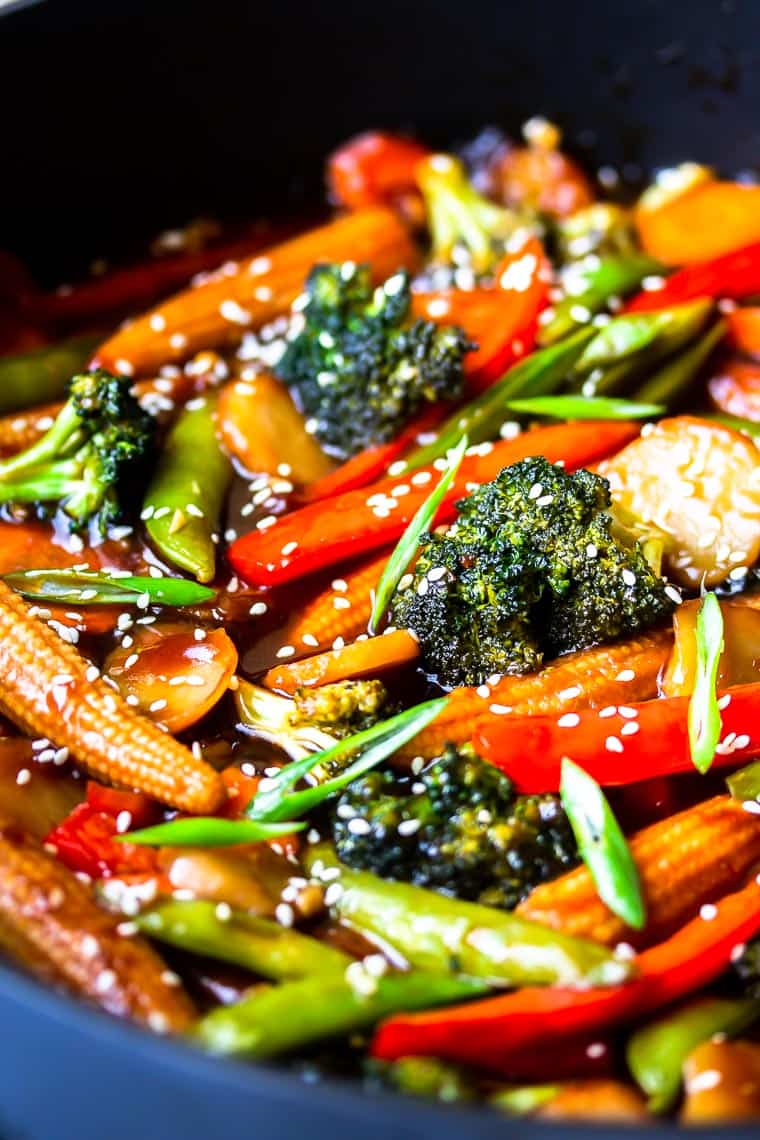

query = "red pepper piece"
[625,242,760,314]
[372,876,760,1071]
[228,421,639,587]
[45,803,159,880]
[413,237,551,393]
[474,681,760,794]
[220,767,262,818]
[85,781,157,828]
[300,406,445,503]
[327,132,430,211]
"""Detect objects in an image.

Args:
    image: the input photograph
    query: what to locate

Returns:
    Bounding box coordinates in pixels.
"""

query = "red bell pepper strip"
[327,131,430,211]
[300,406,445,503]
[626,242,760,314]
[84,781,157,827]
[474,681,760,794]
[28,225,300,331]
[372,875,760,1071]
[413,237,551,394]
[228,420,639,587]
[45,803,160,880]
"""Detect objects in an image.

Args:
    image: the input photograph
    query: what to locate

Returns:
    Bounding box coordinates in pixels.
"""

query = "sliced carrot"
[708,358,760,422]
[727,306,760,358]
[104,623,238,733]
[92,208,418,378]
[636,182,760,265]
[598,415,760,588]
[216,374,334,484]
[263,628,419,694]
[283,549,391,652]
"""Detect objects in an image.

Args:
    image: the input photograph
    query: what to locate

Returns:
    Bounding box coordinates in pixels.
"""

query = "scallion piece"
[369,435,467,633]
[688,592,724,774]
[560,757,646,930]
[4,568,215,607]
[504,395,664,421]
[121,818,303,848]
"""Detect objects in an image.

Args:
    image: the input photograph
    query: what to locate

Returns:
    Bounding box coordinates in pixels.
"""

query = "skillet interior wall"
[0,0,758,284]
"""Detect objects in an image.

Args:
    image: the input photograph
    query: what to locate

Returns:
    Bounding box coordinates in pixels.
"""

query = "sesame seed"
[700,903,718,921]
[397,818,421,837]
[276,645,295,659]
[16,768,30,786]
[621,569,637,587]
[665,585,683,604]
[615,669,635,682]
[476,685,491,699]
[333,596,351,610]
[557,713,581,728]
[620,722,640,736]
[717,693,732,710]
[599,706,617,718]
[605,736,624,753]
[347,818,371,836]
[281,541,298,556]
[149,699,167,713]
[249,602,268,617]
[489,703,512,715]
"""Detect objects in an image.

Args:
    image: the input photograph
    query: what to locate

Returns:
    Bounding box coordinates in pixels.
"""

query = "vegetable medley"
[4,118,760,1125]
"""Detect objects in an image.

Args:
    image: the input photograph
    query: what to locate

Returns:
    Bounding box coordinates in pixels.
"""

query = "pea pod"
[539,253,661,345]
[143,396,230,582]
[135,900,350,980]
[192,970,488,1058]
[304,845,633,989]
[404,327,595,470]
[626,995,760,1112]
[0,332,102,414]
[634,319,727,407]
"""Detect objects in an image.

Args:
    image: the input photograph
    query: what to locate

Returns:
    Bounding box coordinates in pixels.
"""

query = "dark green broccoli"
[277,262,471,460]
[331,743,578,910]
[0,370,154,533]
[391,456,674,687]
[416,152,519,272]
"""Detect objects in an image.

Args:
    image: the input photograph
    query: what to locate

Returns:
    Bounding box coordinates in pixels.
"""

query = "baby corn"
[284,550,391,651]
[0,817,194,1031]
[0,580,223,813]
[395,626,674,763]
[518,795,760,947]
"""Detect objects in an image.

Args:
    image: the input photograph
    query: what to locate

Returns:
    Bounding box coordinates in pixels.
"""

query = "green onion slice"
[504,395,664,421]
[121,818,303,848]
[246,696,447,822]
[688,592,724,774]
[369,435,468,633]
[4,569,215,607]
[560,757,646,930]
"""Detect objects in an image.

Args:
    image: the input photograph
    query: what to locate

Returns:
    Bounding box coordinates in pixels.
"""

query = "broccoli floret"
[0,370,154,533]
[236,678,391,766]
[416,153,520,273]
[278,263,471,460]
[332,743,578,909]
[391,456,674,687]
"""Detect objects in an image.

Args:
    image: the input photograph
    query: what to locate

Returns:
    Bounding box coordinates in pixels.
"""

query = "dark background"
[1,1,760,1138]
[1,0,759,283]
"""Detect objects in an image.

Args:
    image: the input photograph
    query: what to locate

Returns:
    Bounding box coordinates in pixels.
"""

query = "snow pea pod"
[143,396,230,582]
[538,253,661,346]
[626,995,760,1112]
[0,332,101,414]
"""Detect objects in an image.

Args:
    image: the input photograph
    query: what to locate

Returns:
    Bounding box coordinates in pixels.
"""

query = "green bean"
[135,900,349,980]
[634,319,727,407]
[539,253,661,346]
[143,396,230,582]
[0,332,101,414]
[626,995,760,1112]
[192,970,487,1058]
[404,328,595,470]
[304,845,633,989]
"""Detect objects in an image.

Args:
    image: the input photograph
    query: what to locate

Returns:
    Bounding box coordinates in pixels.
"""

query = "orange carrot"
[636,182,760,265]
[263,629,419,694]
[727,306,760,358]
[92,209,418,377]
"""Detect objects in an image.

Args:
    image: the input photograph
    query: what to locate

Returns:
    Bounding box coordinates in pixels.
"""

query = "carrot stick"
[92,209,418,378]
[263,629,419,694]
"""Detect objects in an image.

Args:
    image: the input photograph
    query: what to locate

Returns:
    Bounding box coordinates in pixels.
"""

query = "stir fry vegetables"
[2,117,760,1126]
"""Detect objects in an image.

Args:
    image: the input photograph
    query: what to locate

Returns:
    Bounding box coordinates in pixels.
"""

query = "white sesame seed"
[605,736,624,753]
[557,713,581,728]
[249,602,268,617]
[15,769,30,786]
[599,706,617,718]
[615,669,635,682]
[700,903,718,921]
[276,645,295,659]
[347,817,371,836]
[397,818,421,837]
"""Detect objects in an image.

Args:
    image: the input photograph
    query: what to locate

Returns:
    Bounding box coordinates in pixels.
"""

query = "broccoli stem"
[305,845,632,989]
